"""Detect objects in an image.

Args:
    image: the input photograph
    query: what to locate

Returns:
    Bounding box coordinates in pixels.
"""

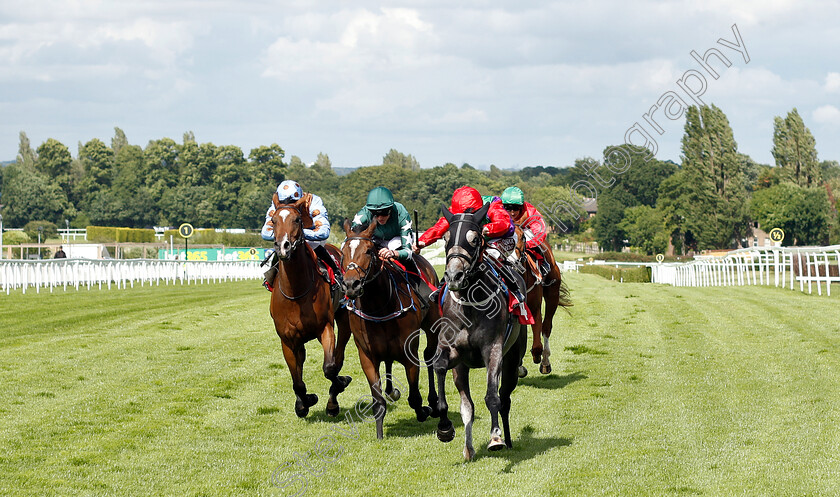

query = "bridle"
[343,235,383,288]
[272,205,314,300]
[445,214,486,281]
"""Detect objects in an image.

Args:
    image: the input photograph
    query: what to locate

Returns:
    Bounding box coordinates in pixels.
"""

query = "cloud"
[826,72,840,93]
[813,105,840,125]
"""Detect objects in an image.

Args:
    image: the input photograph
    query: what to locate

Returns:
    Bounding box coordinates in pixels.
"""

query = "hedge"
[86,227,155,243]
[580,264,652,283]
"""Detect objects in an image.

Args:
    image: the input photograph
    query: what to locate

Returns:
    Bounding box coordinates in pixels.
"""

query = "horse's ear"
[362,220,377,237]
[474,201,491,223]
[441,204,453,223]
[272,192,281,209]
[343,218,352,235]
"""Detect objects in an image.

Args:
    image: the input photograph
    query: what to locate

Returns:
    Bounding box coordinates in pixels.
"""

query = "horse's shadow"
[471,426,573,471]
[517,371,587,389]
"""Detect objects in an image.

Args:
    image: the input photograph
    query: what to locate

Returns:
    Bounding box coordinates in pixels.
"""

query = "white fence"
[0,259,263,295]
[651,245,840,296]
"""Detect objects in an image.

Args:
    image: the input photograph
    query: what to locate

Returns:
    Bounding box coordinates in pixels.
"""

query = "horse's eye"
[442,231,450,243]
[466,230,478,246]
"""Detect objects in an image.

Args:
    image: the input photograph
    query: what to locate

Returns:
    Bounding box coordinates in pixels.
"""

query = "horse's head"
[442,202,491,291]
[271,194,308,260]
[340,219,379,298]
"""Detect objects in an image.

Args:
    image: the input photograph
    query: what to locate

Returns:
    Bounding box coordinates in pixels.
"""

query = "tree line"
[1,104,838,253]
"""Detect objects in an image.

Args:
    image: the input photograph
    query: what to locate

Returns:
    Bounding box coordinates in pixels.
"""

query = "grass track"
[1,274,840,496]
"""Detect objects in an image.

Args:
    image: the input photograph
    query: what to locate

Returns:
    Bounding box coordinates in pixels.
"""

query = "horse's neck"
[278,245,316,288]
[358,264,397,309]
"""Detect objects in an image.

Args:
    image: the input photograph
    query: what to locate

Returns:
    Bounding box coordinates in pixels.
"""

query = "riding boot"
[314,244,344,292]
[260,249,277,291]
[403,259,431,310]
[497,262,527,304]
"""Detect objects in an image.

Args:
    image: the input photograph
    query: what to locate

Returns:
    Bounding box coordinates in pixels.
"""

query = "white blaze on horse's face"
[278,210,290,222]
[348,240,361,260]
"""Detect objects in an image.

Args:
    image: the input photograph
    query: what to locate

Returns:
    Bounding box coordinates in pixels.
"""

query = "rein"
[444,215,486,280]
[343,235,416,322]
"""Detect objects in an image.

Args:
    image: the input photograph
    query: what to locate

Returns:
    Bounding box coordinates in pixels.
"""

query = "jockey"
[260,180,343,292]
[416,186,527,304]
[351,186,433,309]
[500,186,553,280]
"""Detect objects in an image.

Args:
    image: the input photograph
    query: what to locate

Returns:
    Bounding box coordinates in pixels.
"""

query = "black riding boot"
[314,245,344,291]
[403,258,431,310]
[496,261,527,304]
[261,250,278,291]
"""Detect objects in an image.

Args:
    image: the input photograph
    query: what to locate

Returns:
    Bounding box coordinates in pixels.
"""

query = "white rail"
[0,259,263,295]
[651,246,840,296]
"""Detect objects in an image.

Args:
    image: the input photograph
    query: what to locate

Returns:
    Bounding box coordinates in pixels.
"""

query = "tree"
[679,104,751,249]
[249,143,286,185]
[772,108,820,187]
[619,205,668,255]
[0,161,73,226]
[749,183,831,246]
[382,149,419,171]
[35,138,73,194]
[314,152,332,171]
[111,127,129,154]
[16,131,37,171]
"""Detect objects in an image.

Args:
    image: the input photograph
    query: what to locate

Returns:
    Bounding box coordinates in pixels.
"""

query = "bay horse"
[513,228,572,375]
[268,195,352,418]
[340,219,440,439]
[433,202,527,460]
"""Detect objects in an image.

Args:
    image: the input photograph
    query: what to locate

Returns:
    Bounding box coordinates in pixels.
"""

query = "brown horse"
[340,219,440,439]
[268,195,352,418]
[514,228,572,375]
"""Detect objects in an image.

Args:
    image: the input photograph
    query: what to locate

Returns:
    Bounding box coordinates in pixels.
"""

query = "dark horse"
[268,195,352,418]
[340,219,440,439]
[433,202,527,460]
[514,227,572,375]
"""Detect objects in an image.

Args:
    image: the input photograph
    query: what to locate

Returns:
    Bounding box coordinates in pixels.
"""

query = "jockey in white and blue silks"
[260,180,342,291]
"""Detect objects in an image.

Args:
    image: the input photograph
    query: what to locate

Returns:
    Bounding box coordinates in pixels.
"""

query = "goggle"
[503,204,522,211]
[370,209,391,217]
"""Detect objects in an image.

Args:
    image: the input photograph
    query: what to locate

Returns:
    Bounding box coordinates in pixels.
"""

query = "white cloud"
[813,105,840,125]
[826,72,840,93]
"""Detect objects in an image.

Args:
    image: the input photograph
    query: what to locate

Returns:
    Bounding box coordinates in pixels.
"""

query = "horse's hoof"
[387,388,401,402]
[463,447,476,461]
[540,364,552,375]
[326,403,340,417]
[531,349,542,364]
[488,436,505,451]
[437,425,455,443]
[304,393,319,408]
[295,405,310,418]
[416,406,432,422]
[518,366,528,378]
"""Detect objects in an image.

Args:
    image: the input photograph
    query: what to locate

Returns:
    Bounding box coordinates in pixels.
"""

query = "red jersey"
[419,186,514,245]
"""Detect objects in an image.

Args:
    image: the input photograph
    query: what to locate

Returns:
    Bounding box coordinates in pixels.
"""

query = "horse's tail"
[556,274,573,313]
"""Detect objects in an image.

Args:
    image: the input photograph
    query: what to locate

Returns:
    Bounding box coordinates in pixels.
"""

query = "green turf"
[2,274,840,496]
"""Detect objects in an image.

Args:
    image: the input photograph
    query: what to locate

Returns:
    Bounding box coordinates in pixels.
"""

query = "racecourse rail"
[0,259,263,295]
[650,245,840,296]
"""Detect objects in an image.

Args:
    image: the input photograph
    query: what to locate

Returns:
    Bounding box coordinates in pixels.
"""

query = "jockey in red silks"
[416,186,528,307]
[260,180,343,292]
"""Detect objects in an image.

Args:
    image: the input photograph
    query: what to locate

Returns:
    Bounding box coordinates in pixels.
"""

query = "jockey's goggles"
[502,204,522,211]
[370,208,391,217]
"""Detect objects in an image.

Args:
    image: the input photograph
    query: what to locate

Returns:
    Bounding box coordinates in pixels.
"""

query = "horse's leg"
[423,331,440,418]
[434,355,455,443]
[357,349,387,439]
[328,309,353,413]
[321,320,351,417]
[540,281,562,375]
[529,284,544,366]
[383,360,401,401]
[500,326,526,449]
[404,360,432,422]
[485,343,505,451]
[452,364,474,461]
[282,340,317,418]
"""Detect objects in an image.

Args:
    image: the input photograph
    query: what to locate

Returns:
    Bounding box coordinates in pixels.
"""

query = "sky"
[1,0,839,170]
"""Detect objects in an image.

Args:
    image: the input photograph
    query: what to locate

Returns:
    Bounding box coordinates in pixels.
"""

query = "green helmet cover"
[501,186,525,205]
[366,186,395,210]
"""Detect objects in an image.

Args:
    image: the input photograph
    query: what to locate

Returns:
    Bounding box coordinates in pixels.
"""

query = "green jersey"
[351,201,414,261]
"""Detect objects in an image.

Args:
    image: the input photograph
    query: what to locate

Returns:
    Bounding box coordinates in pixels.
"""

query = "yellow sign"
[178,223,194,239]
[656,254,664,263]
[769,228,784,244]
